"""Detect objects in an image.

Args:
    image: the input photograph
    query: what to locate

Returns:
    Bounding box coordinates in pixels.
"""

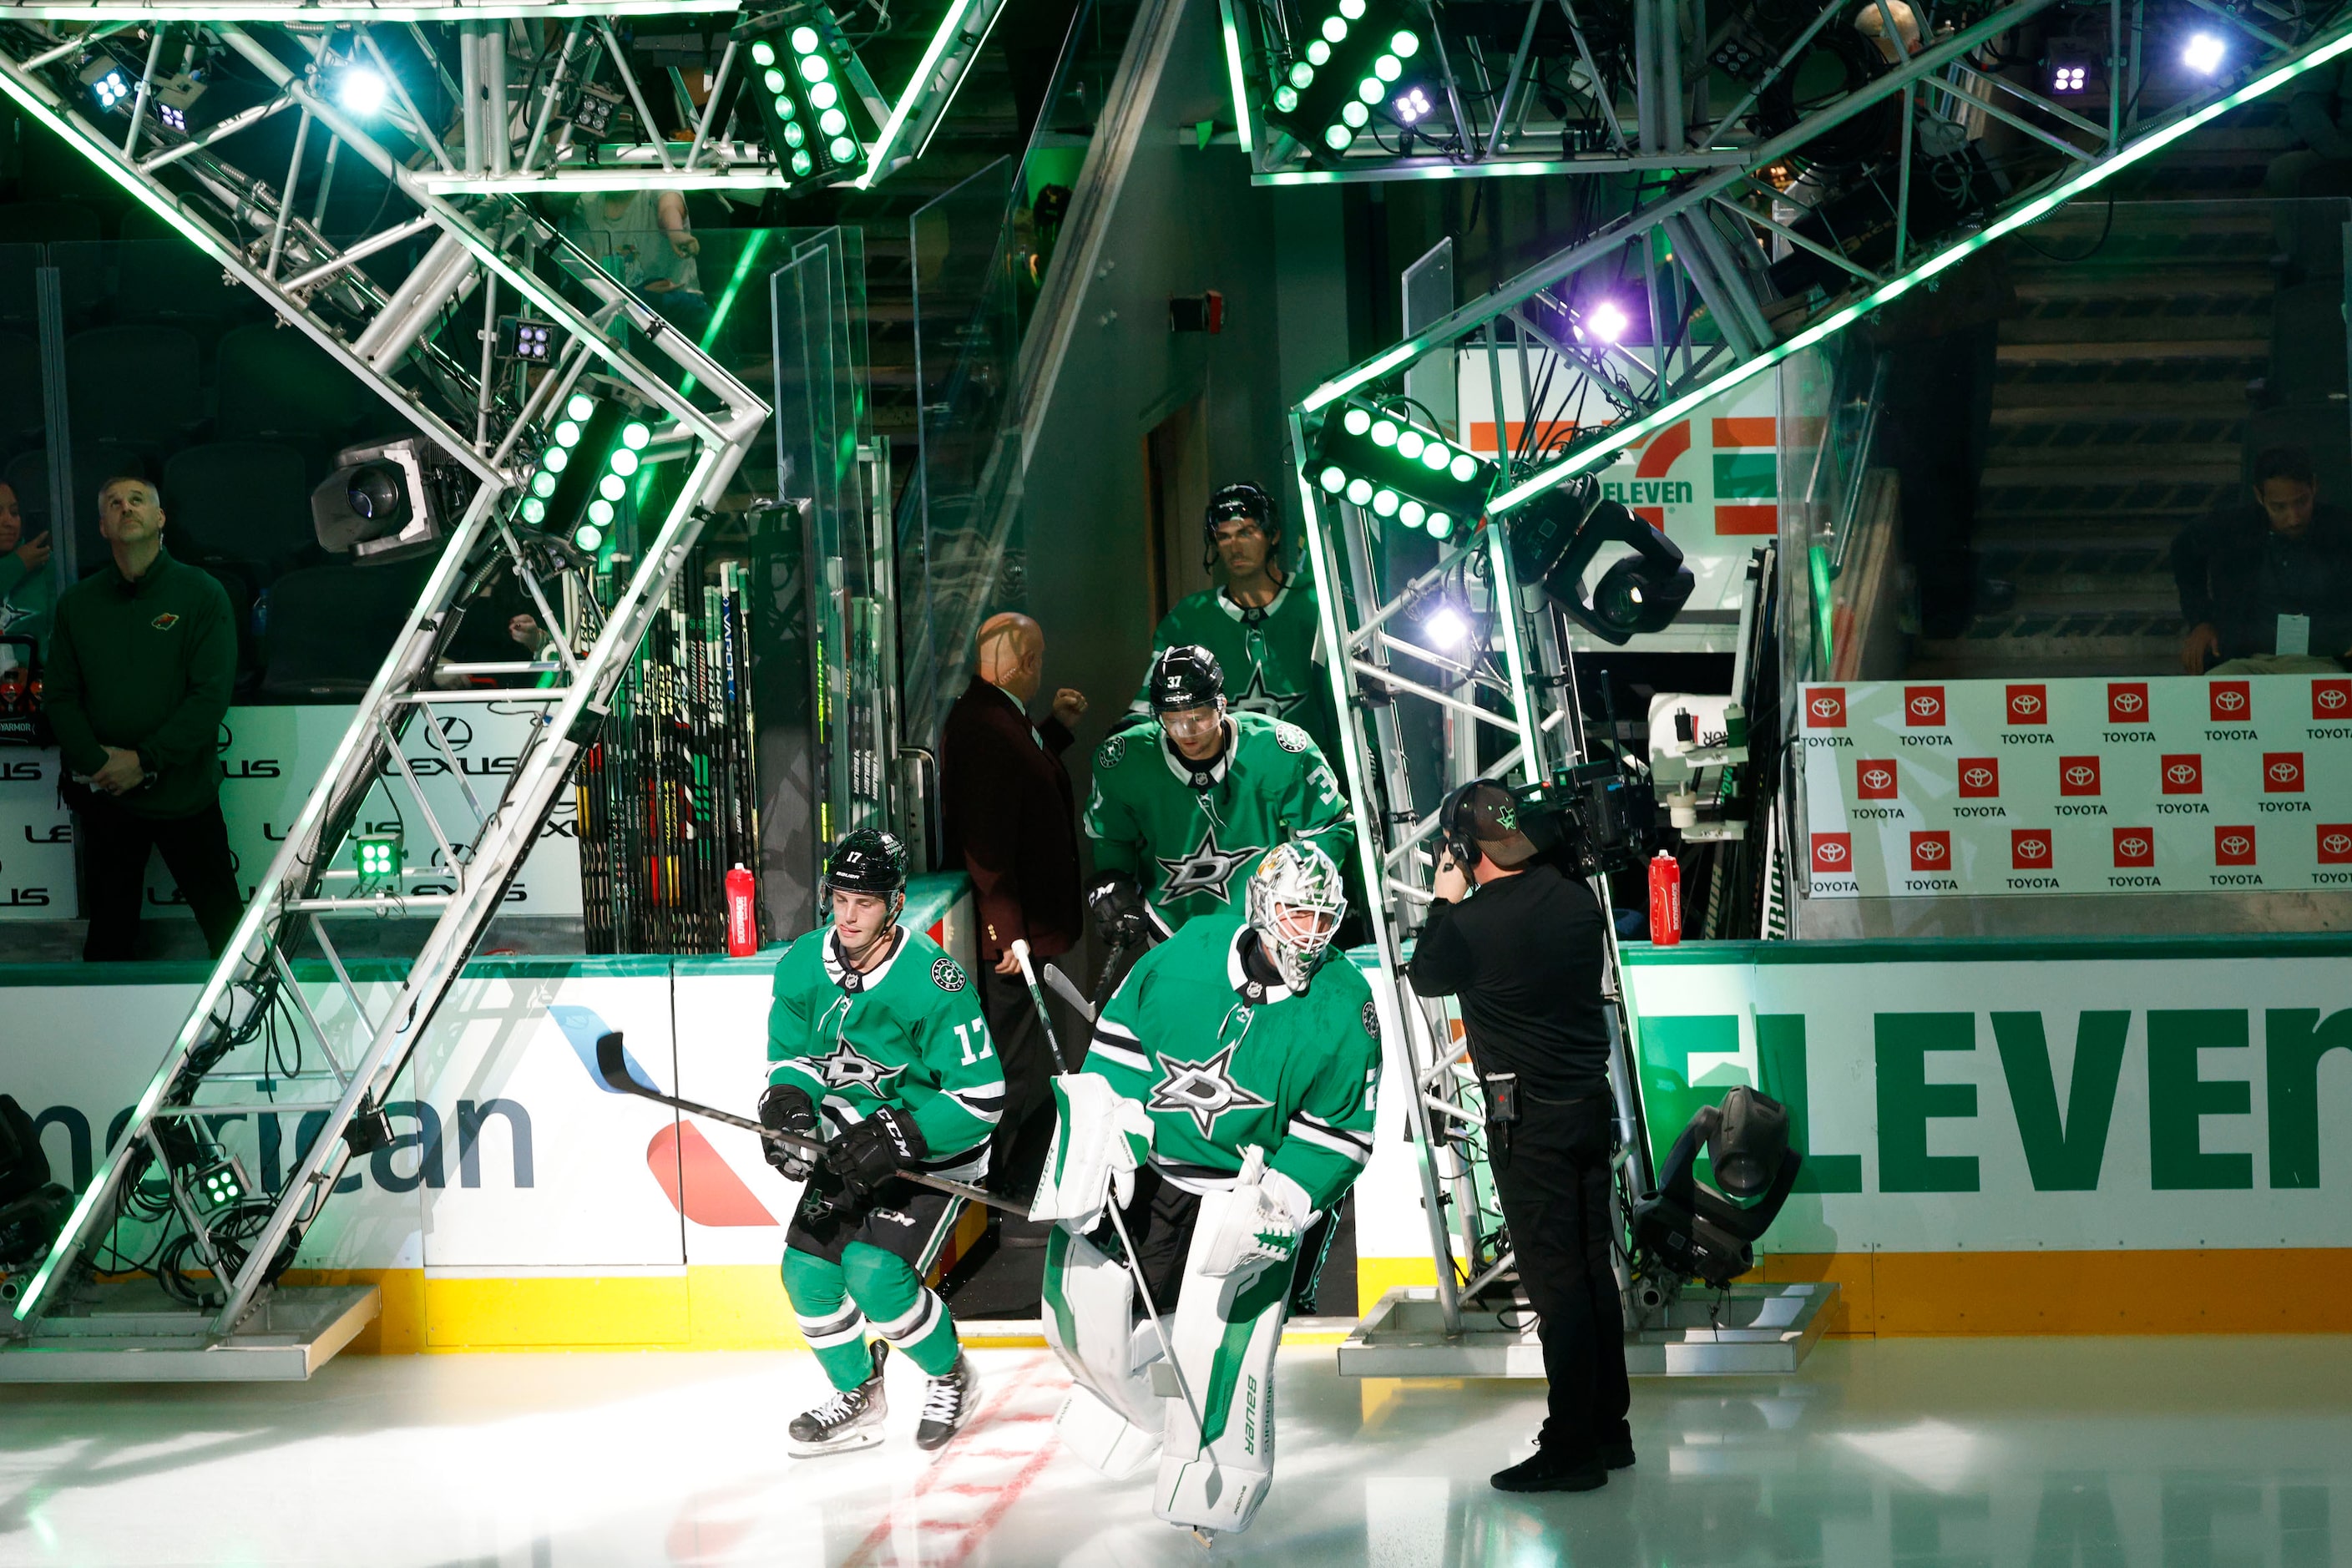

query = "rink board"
[6,926,2352,1349]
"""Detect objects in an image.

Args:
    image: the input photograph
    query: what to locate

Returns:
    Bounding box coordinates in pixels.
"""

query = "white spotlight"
[1424,606,1469,650]
[2182,32,2226,74]
[339,68,389,115]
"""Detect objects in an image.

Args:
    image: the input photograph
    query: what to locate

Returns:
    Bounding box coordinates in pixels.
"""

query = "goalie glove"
[824,1105,928,1201]
[756,1083,820,1182]
[1029,1072,1155,1233]
[1199,1149,1314,1282]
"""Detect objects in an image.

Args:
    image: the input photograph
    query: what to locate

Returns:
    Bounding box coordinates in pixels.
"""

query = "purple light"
[1393,86,1432,123]
[1586,300,1631,344]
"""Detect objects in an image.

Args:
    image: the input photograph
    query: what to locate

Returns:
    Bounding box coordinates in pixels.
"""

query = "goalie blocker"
[1034,842,1378,1537]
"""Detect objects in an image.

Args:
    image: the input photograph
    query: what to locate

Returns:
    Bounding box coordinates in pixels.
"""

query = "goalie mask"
[1245,842,1348,990]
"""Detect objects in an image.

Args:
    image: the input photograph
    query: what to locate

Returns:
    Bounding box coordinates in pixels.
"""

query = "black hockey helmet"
[825,829,908,900]
[1204,482,1280,570]
[1148,644,1226,713]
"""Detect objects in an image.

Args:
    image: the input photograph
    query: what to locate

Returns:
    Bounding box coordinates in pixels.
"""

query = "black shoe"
[1601,1437,1637,1470]
[788,1340,888,1457]
[1492,1447,1607,1493]
[914,1353,980,1451]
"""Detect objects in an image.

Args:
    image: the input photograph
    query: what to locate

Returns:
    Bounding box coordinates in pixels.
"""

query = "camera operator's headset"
[1438,777,1565,878]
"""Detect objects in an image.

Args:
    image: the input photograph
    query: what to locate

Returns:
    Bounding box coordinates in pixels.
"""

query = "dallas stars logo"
[1228,664,1307,724]
[1156,826,1264,905]
[0,599,29,635]
[806,1039,904,1094]
[1149,1045,1272,1136]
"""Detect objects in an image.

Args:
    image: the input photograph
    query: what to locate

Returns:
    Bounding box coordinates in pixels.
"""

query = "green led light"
[522,497,547,524]
[544,446,569,473]
[1318,464,1347,492]
[598,473,626,501]
[588,498,616,527]
[1322,16,1347,42]
[1325,124,1353,149]
[610,448,640,476]
[1289,61,1315,89]
[1276,85,1299,111]
[800,53,830,82]
[1370,418,1397,446]
[530,471,557,498]
[792,149,814,175]
[621,422,652,450]
[1339,0,1365,14]
[1343,407,1372,435]
[574,522,604,552]
[1345,476,1373,505]
[1342,100,1370,128]
[1426,512,1453,539]
[1374,53,1402,81]
[1449,453,1478,482]
[1393,30,1419,56]
[764,68,787,94]
[554,419,583,448]
[810,80,839,109]
[1372,488,1399,516]
[1420,443,1450,472]
[1307,39,1331,65]
[1399,431,1429,459]
[791,24,819,51]
[1357,78,1383,104]
[566,393,596,421]
[1399,499,1427,528]
[751,40,777,66]
[784,121,806,146]
[830,135,858,162]
[820,107,848,135]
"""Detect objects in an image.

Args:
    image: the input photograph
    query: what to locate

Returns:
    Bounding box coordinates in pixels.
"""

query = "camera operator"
[1407,780,1631,1495]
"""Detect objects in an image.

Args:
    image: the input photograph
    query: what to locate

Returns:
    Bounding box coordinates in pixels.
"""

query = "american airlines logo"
[2265,753,2305,792]
[2060,756,2102,796]
[1904,685,1945,726]
[1811,833,1852,873]
[2006,685,2046,725]
[2214,827,2256,867]
[2209,681,2250,722]
[2113,830,2155,868]
[2011,830,2052,867]
[2107,683,2149,724]
[2160,755,2203,795]
[2320,827,2352,865]
[1806,689,1846,728]
[1957,759,1999,797]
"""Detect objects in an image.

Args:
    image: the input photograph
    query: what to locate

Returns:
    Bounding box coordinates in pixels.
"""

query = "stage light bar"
[1266,0,1427,158]
[1308,399,1499,538]
[521,393,647,554]
[747,20,867,185]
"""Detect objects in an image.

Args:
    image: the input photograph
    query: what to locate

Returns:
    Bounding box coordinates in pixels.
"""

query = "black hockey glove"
[1085,872,1151,949]
[756,1083,820,1182]
[824,1105,929,1200]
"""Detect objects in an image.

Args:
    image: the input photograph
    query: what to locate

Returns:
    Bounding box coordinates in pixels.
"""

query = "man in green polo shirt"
[45,473,243,960]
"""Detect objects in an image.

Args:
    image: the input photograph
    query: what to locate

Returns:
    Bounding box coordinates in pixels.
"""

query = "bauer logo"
[2265,752,2306,792]
[1806,688,1846,728]
[2161,755,2203,795]
[2060,756,2102,796]
[1856,760,1898,800]
[2113,829,2156,867]
[2215,827,2257,867]
[2209,681,2251,722]
[2320,826,2352,865]
[1904,686,1945,726]
[2011,829,2052,868]
[2006,685,2047,725]
[2108,683,2149,724]
[1958,759,1999,797]
[1811,833,1852,873]
[1909,831,1950,871]
[2315,679,2352,719]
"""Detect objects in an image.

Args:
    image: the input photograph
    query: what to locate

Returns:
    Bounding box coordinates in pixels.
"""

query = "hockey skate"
[914,1353,981,1450]
[789,1341,889,1457]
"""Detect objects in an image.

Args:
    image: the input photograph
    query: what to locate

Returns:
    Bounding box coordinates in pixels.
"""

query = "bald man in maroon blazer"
[940,612,1088,1206]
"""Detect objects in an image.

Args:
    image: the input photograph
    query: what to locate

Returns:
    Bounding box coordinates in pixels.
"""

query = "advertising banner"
[1799,675,2352,898]
[0,705,581,919]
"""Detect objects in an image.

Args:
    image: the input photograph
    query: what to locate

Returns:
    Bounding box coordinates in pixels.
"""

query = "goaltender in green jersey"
[1085,642,1353,939]
[1130,482,1340,763]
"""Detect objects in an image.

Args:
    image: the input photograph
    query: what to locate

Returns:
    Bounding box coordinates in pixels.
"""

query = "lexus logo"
[216,721,233,756]
[436,716,474,753]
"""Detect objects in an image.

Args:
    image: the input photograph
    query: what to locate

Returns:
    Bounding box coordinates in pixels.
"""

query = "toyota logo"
[2323,688,2349,711]
[2271,760,2302,784]
[1909,695,1940,718]
[2166,763,2198,786]
[1817,842,1849,866]
[1916,840,1947,862]
[2221,834,2251,856]
[2011,693,2042,716]
[2326,832,2352,856]
[1862,767,1892,790]
[2113,691,2146,715]
[2017,838,2049,861]
[2215,689,2247,713]
[1809,695,1841,720]
[2066,765,2096,787]
[1963,766,1993,789]
[2121,836,2150,858]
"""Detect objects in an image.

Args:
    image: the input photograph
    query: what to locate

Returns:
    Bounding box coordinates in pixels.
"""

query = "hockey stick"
[590,1029,1028,1215]
[1008,941,1217,1463]
[1040,961,1096,1024]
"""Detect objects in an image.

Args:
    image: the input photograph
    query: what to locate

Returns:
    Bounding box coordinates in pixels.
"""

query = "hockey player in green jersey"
[1130,483,1340,762]
[761,829,1005,1457]
[1086,643,1353,940]
[1031,842,1382,1537]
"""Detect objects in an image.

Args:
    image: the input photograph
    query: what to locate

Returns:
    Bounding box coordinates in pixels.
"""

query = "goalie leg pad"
[1151,1183,1294,1535]
[1041,1225,1166,1447]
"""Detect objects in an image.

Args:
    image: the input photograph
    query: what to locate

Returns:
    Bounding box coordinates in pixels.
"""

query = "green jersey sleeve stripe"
[767,1061,827,1096]
[1284,1115,1371,1164]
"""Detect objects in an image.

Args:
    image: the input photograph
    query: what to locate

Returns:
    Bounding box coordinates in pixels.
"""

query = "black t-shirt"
[1406,864,1611,1099]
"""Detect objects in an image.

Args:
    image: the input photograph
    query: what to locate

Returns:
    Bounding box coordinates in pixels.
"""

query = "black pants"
[979,959,1059,1197]
[75,793,243,961]
[1489,1088,1631,1458]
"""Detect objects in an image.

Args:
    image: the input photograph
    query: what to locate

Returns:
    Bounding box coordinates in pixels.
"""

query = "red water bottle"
[1647,851,1682,946]
[726,864,757,956]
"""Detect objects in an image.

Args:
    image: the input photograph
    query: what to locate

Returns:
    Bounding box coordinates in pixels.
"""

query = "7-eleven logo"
[1611,415,1779,536]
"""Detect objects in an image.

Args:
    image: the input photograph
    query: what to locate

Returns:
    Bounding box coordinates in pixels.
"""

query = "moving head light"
[314,437,466,563]
[1505,473,1694,645]
[1633,1085,1802,1290]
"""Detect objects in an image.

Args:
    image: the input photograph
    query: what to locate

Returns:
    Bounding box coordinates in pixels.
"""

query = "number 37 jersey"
[766,926,1007,1181]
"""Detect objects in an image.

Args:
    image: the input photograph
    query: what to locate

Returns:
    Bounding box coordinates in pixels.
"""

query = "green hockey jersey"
[1131,583,1339,763]
[1081,911,1380,1214]
[1085,711,1353,935]
[766,925,1005,1180]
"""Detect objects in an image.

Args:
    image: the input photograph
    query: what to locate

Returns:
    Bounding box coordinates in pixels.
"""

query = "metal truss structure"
[0,4,774,1370]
